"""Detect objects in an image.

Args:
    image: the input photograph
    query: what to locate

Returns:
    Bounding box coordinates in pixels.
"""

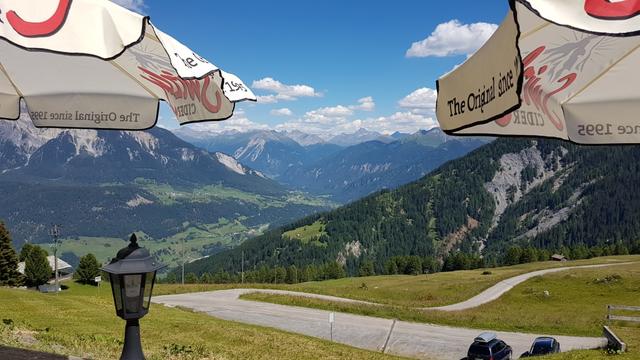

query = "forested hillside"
[181,138,640,279]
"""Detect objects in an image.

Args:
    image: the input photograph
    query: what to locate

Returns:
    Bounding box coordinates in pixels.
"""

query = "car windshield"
[469,344,491,356]
[531,340,553,354]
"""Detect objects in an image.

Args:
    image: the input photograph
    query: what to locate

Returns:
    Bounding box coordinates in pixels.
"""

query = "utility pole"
[273,248,281,284]
[241,250,245,284]
[49,224,61,294]
[181,236,185,285]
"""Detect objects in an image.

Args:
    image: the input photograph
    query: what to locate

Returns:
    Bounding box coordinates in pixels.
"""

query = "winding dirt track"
[153,262,636,359]
[430,262,635,311]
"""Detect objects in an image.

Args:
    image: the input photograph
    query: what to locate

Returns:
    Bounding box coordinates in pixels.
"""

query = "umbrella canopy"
[436,0,640,144]
[0,0,255,130]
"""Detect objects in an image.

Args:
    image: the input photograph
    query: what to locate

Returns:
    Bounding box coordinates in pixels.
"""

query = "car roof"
[474,332,497,343]
[472,339,501,347]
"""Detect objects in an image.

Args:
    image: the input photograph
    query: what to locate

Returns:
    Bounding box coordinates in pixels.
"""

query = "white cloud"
[182,110,269,133]
[351,96,375,112]
[275,111,437,137]
[349,112,438,135]
[301,96,375,124]
[179,94,432,138]
[398,88,437,113]
[308,105,353,118]
[271,108,293,117]
[110,0,146,12]
[406,20,497,58]
[252,77,321,103]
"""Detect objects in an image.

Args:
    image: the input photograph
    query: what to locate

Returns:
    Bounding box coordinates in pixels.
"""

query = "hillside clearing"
[282,220,327,246]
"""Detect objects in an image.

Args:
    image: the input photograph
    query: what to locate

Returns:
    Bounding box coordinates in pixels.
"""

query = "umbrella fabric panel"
[522,0,640,35]
[435,8,522,132]
[0,0,255,129]
[0,0,144,59]
[150,28,255,102]
[112,25,235,126]
[439,1,640,144]
[563,47,640,143]
[0,66,19,119]
[0,39,160,129]
[0,21,242,129]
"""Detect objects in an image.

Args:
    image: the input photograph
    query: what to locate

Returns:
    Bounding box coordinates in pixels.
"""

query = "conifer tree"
[0,222,22,286]
[75,253,101,285]
[19,243,36,262]
[24,245,51,288]
[358,260,375,277]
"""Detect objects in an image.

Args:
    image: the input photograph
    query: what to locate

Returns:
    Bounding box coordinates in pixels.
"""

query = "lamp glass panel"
[111,274,123,311]
[124,274,142,314]
[143,272,155,310]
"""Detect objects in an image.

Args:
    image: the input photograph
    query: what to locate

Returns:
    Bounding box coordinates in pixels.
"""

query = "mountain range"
[175,127,489,202]
[173,128,343,179]
[0,116,491,271]
[0,116,333,267]
[183,138,640,277]
[279,129,489,202]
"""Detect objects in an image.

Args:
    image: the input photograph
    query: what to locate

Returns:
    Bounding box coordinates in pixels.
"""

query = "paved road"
[430,262,635,311]
[154,289,607,360]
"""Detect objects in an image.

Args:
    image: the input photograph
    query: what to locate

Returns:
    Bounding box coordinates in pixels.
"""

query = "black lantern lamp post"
[102,234,165,360]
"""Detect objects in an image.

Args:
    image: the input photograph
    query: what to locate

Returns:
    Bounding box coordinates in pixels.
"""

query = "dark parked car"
[467,332,513,360]
[521,337,561,357]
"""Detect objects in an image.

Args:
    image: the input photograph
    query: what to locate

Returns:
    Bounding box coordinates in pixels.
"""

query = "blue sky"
[118,0,510,136]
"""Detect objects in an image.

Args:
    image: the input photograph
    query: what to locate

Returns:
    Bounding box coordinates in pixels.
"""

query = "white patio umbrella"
[436,0,640,144]
[0,0,255,130]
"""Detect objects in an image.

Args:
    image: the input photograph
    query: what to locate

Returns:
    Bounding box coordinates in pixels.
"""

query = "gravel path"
[154,288,606,359]
[153,262,636,359]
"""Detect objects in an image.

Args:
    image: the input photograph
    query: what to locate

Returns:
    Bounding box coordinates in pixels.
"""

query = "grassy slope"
[273,256,640,308]
[159,256,638,307]
[540,327,639,360]
[0,282,402,360]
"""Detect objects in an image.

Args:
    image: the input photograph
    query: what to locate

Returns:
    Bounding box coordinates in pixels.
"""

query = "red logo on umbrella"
[496,46,577,131]
[6,0,73,38]
[139,67,223,115]
[585,0,640,20]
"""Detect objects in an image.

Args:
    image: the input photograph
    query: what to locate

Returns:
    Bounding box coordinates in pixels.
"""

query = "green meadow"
[282,220,328,247]
[0,282,402,360]
[55,217,253,269]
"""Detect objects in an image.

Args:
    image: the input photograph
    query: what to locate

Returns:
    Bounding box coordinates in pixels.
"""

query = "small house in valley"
[17,256,74,281]
[551,254,568,262]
